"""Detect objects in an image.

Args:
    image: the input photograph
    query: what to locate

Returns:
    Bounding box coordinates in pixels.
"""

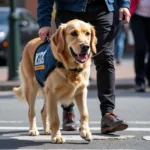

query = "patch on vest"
[34,50,47,70]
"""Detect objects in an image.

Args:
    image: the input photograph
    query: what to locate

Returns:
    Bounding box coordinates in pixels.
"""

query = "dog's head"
[51,19,97,65]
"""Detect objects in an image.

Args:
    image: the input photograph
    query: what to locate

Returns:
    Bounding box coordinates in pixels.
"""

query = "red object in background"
[130,0,139,15]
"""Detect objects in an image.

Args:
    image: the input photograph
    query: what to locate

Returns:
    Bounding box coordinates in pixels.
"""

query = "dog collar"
[68,68,83,73]
[56,61,65,68]
[56,60,83,73]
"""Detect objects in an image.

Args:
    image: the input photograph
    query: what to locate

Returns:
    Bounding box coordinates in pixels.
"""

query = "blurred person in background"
[114,25,127,65]
[130,0,150,92]
[114,1,128,65]
[37,0,131,134]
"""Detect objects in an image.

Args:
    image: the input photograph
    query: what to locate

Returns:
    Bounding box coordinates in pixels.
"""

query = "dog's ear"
[90,26,97,54]
[51,24,66,53]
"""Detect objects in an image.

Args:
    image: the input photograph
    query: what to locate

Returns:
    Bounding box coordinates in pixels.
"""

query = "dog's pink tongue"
[78,54,88,62]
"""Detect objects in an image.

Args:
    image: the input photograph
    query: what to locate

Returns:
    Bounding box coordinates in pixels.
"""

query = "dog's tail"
[13,65,25,101]
[13,86,25,101]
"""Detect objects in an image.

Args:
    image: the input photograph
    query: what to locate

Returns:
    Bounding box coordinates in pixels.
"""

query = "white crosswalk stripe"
[143,136,150,141]
[0,126,150,131]
[0,120,150,142]
[1,120,150,124]
[0,134,135,141]
[0,149,135,150]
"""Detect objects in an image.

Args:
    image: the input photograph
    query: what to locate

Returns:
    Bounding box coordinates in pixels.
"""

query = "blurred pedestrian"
[114,1,128,65]
[130,0,150,92]
[37,0,131,134]
[114,26,127,64]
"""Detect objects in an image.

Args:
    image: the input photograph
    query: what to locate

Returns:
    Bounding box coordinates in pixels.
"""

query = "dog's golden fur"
[13,19,97,143]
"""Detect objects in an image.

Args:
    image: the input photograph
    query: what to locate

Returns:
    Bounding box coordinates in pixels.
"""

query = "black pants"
[55,2,115,116]
[130,14,150,85]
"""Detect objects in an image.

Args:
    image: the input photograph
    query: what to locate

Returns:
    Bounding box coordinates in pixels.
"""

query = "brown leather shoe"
[62,109,77,131]
[101,113,128,134]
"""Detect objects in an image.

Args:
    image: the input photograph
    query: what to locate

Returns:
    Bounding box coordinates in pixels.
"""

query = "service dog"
[13,19,97,143]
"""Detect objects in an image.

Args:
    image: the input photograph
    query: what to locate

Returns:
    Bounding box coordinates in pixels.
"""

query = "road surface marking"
[143,136,150,141]
[90,127,150,131]
[0,126,150,131]
[0,120,24,123]
[1,120,150,124]
[0,133,135,141]
[0,149,135,150]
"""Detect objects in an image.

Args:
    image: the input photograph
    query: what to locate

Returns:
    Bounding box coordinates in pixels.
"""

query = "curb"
[0,80,135,91]
[88,80,135,90]
[0,81,20,91]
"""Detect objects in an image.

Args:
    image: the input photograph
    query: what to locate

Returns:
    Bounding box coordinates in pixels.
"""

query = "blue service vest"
[34,42,56,87]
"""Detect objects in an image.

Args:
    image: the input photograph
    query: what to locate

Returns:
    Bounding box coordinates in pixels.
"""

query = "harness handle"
[44,36,50,43]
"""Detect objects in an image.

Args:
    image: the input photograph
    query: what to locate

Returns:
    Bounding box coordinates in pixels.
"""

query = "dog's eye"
[85,32,90,36]
[71,31,78,36]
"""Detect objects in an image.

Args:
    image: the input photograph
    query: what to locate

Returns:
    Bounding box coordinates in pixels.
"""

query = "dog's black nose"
[80,44,90,53]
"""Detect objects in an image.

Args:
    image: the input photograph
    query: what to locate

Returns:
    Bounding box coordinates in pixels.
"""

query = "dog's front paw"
[51,135,65,144]
[29,129,39,136]
[80,127,92,142]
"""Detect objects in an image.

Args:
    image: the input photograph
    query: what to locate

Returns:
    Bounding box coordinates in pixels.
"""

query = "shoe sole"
[62,126,77,131]
[101,123,128,134]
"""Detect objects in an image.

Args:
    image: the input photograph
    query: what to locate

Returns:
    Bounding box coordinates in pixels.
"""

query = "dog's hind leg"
[24,78,39,136]
[41,94,51,135]
[75,88,92,142]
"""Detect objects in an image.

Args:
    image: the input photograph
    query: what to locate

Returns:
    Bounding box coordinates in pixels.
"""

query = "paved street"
[0,89,150,149]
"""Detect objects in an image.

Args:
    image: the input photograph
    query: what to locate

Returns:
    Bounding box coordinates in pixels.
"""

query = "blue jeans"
[114,28,126,60]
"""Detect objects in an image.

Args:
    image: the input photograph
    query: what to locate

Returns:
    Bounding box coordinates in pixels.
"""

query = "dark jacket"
[37,0,130,28]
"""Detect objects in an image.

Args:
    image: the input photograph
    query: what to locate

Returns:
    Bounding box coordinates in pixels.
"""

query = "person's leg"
[86,3,128,133]
[115,28,126,64]
[145,17,150,87]
[130,14,147,92]
[92,14,115,116]
[146,53,150,87]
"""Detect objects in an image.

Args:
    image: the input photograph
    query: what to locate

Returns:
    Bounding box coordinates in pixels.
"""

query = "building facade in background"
[0,0,37,18]
[24,0,37,18]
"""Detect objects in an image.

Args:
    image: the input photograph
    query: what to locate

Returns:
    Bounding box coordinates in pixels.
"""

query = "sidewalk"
[89,58,135,89]
[0,58,135,91]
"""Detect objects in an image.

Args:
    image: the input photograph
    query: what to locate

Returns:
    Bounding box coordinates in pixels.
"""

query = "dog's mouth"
[70,47,89,63]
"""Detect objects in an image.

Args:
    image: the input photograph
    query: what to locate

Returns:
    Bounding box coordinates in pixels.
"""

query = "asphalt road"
[0,89,150,150]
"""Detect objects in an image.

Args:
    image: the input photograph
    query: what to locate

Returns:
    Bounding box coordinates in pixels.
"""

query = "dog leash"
[92,19,125,59]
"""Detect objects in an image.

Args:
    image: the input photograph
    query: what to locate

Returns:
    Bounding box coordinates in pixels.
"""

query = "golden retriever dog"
[13,19,97,144]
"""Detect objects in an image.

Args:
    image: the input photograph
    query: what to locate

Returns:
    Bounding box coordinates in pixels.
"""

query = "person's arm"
[37,0,54,41]
[37,0,54,28]
[118,0,131,23]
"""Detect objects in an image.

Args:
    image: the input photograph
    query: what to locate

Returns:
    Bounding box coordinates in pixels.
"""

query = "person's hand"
[119,8,131,24]
[38,26,52,41]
